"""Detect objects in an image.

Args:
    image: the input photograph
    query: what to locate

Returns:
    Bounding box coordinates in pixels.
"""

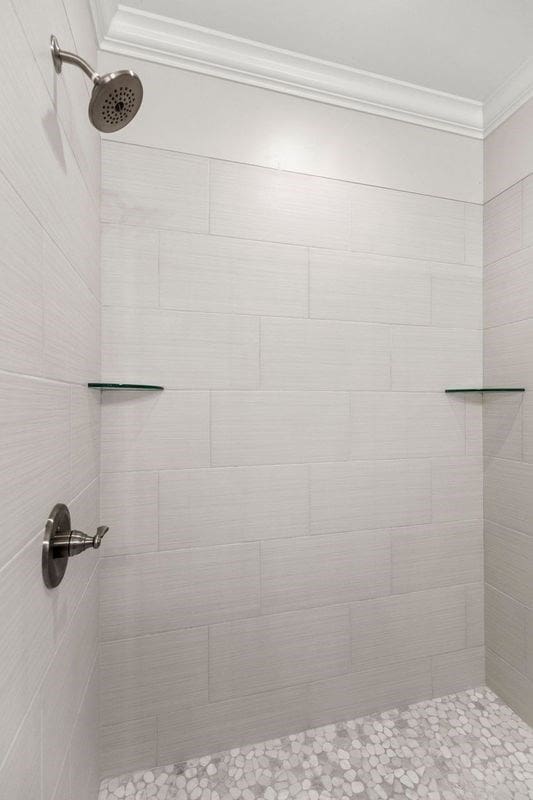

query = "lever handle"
[52,525,110,557]
[43,504,111,588]
[93,525,109,549]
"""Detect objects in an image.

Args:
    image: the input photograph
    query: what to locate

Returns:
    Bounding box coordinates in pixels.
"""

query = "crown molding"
[101,5,484,139]
[484,56,533,137]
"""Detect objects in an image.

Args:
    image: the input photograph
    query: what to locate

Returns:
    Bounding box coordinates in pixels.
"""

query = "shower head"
[50,34,143,132]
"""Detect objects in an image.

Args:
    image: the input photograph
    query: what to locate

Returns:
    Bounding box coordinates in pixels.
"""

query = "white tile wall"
[483,183,522,266]
[210,160,352,249]
[209,605,351,701]
[485,585,527,673]
[483,161,533,726]
[431,647,485,697]
[102,141,209,231]
[160,231,308,317]
[101,628,208,725]
[102,307,259,389]
[101,224,159,308]
[101,390,210,472]
[350,184,467,263]
[350,586,467,671]
[307,658,432,729]
[100,471,158,557]
[261,530,391,613]
[349,392,466,459]
[485,521,533,609]
[431,457,483,522]
[0,1,101,794]
[99,138,483,776]
[391,521,483,593]
[309,249,431,325]
[484,246,533,328]
[211,391,350,465]
[159,465,309,549]
[310,460,431,534]
[391,326,481,391]
[260,318,390,390]
[100,544,261,641]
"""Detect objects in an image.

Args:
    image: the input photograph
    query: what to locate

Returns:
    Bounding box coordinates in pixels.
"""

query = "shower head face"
[89,70,143,132]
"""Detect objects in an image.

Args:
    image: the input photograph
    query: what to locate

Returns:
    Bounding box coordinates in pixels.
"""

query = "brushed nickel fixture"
[50,34,143,132]
[42,503,109,588]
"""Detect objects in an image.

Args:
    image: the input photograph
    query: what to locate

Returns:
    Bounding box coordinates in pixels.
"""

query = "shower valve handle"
[52,525,109,557]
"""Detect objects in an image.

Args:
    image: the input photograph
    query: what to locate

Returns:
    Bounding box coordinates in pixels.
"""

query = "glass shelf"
[88,383,164,391]
[445,388,525,393]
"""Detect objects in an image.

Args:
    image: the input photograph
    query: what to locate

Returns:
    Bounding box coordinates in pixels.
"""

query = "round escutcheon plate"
[42,503,70,588]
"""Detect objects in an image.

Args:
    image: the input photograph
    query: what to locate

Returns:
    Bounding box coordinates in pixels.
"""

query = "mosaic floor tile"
[99,687,533,800]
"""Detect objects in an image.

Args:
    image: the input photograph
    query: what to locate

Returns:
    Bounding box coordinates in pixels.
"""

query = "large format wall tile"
[160,231,308,317]
[484,318,533,389]
[391,521,483,594]
[0,0,101,791]
[485,585,527,673]
[101,224,159,308]
[209,606,351,701]
[0,1,99,295]
[70,386,100,500]
[309,249,431,325]
[486,650,533,727]
[157,686,308,765]
[69,665,100,800]
[101,471,158,557]
[101,391,209,472]
[211,391,350,465]
[350,392,465,459]
[464,203,483,267]
[483,183,522,265]
[100,544,260,641]
[101,628,208,725]
[261,530,391,613]
[0,534,54,767]
[484,246,533,328]
[210,160,352,249]
[431,264,482,330]
[391,326,481,391]
[0,698,41,800]
[308,659,432,728]
[41,574,98,800]
[102,141,209,231]
[0,373,70,569]
[310,460,431,534]
[101,717,157,779]
[159,465,309,549]
[351,184,467,264]
[431,457,483,522]
[0,173,43,377]
[261,318,390,390]
[485,521,533,608]
[431,647,485,697]
[350,586,467,670]
[482,393,523,461]
[102,307,259,389]
[484,457,533,534]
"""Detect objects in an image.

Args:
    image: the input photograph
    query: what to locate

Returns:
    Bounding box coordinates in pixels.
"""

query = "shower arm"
[50,35,100,83]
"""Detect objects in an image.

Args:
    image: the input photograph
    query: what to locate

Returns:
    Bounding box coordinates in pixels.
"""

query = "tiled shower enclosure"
[98,137,483,776]
[0,0,532,798]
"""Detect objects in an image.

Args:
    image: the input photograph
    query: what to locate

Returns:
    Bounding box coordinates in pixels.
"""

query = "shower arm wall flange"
[50,34,100,84]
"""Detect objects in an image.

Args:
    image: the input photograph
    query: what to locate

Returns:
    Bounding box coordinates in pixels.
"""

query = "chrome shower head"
[50,34,143,132]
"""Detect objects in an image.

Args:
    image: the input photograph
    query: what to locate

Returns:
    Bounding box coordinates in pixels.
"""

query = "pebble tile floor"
[99,687,533,800]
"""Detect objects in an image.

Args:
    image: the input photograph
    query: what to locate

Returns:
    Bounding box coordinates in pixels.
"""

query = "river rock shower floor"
[99,687,533,800]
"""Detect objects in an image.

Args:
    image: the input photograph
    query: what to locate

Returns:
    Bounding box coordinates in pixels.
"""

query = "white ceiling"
[117,0,533,101]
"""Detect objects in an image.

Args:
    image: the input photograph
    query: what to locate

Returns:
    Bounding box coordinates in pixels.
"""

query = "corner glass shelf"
[445,388,524,393]
[88,383,164,391]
